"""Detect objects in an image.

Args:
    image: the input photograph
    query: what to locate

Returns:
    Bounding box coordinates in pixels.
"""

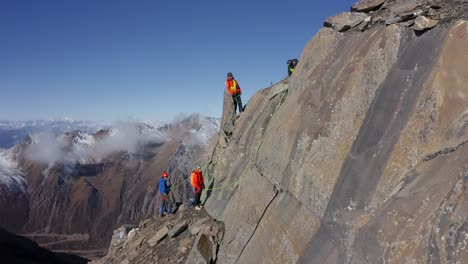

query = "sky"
[0,0,356,122]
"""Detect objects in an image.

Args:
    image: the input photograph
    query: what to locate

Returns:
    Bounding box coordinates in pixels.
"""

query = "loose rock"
[189,218,210,236]
[169,220,189,238]
[148,225,169,247]
[414,16,439,31]
[351,0,386,12]
[324,12,368,32]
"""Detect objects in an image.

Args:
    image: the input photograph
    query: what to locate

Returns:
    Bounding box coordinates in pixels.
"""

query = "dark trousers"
[233,94,243,114]
[159,195,172,215]
[193,190,202,206]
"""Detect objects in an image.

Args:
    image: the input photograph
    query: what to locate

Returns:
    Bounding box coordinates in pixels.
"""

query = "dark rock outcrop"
[0,227,88,264]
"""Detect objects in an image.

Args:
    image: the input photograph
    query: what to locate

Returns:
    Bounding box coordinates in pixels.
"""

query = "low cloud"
[24,117,219,167]
[25,122,166,166]
[26,131,66,166]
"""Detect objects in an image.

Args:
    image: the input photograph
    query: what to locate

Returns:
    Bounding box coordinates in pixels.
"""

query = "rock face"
[198,2,468,263]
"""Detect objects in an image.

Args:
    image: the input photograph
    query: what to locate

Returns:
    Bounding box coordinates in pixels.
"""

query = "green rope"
[205,88,288,192]
[167,88,288,194]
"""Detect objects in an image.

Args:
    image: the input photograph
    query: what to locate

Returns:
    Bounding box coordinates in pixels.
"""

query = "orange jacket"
[225,79,242,95]
[190,169,205,189]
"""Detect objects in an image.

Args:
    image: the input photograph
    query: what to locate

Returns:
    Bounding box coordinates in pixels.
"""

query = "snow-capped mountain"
[0,116,219,150]
[0,149,26,193]
[0,119,112,149]
[0,149,29,232]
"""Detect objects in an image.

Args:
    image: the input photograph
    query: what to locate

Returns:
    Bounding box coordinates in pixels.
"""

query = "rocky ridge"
[325,0,468,32]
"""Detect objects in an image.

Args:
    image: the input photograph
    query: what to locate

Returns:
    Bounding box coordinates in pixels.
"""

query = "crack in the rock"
[234,188,279,264]
[423,139,468,162]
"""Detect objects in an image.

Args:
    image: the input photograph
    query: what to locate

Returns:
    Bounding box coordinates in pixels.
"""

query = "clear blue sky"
[0,0,355,122]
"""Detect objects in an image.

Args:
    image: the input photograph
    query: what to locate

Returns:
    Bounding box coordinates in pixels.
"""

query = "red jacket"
[225,79,242,95]
[190,169,205,189]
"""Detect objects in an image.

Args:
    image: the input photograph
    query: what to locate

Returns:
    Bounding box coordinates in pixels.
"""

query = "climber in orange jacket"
[225,72,244,115]
[190,166,205,210]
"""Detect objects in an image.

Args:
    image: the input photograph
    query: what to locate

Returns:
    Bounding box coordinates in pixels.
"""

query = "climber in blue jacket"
[159,171,173,217]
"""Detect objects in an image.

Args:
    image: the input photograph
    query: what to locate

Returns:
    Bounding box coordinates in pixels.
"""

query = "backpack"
[159,178,168,194]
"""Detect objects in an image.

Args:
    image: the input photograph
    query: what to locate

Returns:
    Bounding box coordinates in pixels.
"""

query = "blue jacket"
[159,178,170,194]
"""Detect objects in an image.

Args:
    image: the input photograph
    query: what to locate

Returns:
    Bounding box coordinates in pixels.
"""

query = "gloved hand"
[162,195,167,201]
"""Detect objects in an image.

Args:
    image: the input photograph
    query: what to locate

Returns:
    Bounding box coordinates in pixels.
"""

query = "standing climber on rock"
[159,171,173,217]
[225,72,244,115]
[287,59,298,76]
[190,166,205,210]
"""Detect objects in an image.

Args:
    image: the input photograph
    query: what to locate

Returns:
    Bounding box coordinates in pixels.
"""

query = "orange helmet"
[162,171,168,178]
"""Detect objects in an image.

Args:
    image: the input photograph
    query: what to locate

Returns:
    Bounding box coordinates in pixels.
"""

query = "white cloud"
[25,122,166,166]
[23,116,219,166]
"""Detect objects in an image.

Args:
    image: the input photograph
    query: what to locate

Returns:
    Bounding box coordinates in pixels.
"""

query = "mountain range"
[0,114,219,259]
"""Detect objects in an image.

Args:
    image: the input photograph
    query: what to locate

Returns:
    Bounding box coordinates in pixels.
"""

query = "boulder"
[414,16,439,31]
[324,12,368,32]
[185,233,212,264]
[385,16,403,25]
[168,220,189,238]
[147,225,169,247]
[189,218,210,236]
[358,16,372,31]
[122,227,139,249]
[351,0,386,12]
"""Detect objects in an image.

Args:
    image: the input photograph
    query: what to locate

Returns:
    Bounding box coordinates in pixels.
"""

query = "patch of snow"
[0,150,27,193]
